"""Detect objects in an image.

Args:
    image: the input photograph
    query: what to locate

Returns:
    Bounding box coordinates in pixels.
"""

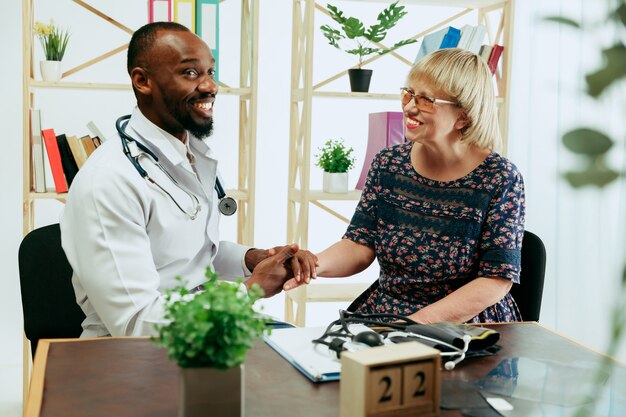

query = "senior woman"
[285,48,525,323]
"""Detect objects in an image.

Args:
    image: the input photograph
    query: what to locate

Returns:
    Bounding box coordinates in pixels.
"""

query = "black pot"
[348,68,373,93]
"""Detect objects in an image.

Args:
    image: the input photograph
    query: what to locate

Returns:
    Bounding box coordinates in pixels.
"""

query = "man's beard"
[163,93,214,139]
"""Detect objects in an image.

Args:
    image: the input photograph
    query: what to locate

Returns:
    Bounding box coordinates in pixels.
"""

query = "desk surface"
[26,323,625,417]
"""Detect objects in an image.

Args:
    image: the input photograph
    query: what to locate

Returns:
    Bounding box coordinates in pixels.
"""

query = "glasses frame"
[400,87,458,111]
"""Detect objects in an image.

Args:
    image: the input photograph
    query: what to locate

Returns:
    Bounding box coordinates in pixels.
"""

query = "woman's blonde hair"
[407,48,501,151]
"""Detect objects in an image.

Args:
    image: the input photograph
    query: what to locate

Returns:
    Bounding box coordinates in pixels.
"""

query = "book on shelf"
[149,0,172,22]
[30,109,46,193]
[414,26,460,63]
[479,44,493,64]
[457,24,487,54]
[66,135,89,169]
[56,133,79,188]
[86,121,107,142]
[487,44,504,75]
[356,112,405,190]
[174,0,196,32]
[196,0,219,81]
[92,136,103,148]
[41,128,68,193]
[80,134,97,156]
[439,26,461,49]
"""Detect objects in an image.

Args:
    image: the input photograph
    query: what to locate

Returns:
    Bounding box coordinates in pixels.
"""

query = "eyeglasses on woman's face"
[400,87,458,112]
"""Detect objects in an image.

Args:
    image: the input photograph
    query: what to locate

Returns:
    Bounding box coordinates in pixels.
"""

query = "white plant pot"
[323,171,349,193]
[40,60,62,82]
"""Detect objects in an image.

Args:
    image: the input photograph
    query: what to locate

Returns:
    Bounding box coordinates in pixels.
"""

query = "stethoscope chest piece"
[218,197,237,216]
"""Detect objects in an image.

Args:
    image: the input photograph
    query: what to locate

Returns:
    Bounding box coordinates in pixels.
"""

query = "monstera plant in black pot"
[320,1,416,92]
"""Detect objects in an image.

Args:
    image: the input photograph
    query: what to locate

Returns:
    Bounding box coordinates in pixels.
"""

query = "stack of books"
[30,109,103,193]
[414,25,504,75]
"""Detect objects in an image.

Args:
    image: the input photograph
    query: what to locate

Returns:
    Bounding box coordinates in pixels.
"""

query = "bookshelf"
[21,0,259,404]
[285,0,515,326]
[22,0,259,246]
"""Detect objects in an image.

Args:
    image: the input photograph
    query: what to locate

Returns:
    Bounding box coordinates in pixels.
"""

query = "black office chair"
[18,223,85,356]
[510,230,547,322]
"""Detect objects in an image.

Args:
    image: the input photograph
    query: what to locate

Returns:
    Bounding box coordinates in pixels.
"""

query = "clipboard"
[264,326,341,383]
[264,324,374,383]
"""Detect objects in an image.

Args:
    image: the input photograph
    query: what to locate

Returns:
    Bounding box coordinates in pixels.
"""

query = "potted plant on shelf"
[155,268,268,417]
[320,1,416,93]
[316,138,356,193]
[34,20,70,82]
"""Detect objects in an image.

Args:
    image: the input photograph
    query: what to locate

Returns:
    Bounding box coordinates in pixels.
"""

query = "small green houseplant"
[34,20,70,82]
[315,138,356,193]
[320,1,416,92]
[156,268,268,417]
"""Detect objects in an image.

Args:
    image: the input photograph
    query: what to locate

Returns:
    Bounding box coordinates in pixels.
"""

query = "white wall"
[1,5,624,413]
[508,0,626,361]
[0,0,26,414]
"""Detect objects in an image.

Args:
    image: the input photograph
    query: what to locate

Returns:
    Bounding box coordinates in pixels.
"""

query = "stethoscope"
[312,310,471,371]
[116,115,237,218]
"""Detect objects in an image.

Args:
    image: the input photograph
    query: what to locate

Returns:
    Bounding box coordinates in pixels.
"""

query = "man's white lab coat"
[60,107,250,337]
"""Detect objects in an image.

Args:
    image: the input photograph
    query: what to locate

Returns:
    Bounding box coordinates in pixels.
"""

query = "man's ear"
[130,67,152,96]
[455,110,471,131]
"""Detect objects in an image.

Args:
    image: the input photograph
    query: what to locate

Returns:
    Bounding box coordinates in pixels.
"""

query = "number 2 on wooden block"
[403,362,434,408]
[369,367,402,412]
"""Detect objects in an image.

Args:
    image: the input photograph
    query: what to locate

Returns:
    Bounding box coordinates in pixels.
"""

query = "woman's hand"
[245,245,318,284]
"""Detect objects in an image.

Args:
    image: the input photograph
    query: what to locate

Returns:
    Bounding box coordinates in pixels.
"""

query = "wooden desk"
[26,323,624,417]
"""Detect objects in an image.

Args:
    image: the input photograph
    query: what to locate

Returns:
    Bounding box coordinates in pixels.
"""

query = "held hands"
[244,245,318,298]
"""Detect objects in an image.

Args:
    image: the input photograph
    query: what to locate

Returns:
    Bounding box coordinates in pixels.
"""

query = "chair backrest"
[18,223,85,355]
[510,230,547,321]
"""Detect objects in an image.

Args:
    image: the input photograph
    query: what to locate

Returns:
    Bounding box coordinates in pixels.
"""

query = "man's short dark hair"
[127,22,190,74]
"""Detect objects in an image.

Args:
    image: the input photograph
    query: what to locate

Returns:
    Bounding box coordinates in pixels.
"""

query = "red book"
[41,128,68,193]
[487,44,504,75]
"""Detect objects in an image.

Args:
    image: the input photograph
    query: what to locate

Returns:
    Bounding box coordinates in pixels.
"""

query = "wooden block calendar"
[340,342,441,417]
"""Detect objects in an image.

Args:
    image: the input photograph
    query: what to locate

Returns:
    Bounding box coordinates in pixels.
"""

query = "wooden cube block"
[340,341,441,417]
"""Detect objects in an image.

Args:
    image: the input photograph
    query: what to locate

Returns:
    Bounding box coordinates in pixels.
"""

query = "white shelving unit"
[285,0,515,326]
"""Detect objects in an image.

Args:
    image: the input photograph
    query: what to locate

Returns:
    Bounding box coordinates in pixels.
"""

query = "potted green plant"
[315,138,356,193]
[320,1,416,92]
[34,20,70,82]
[155,268,268,417]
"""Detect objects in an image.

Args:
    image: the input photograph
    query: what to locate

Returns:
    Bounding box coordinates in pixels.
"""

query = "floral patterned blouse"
[344,143,525,323]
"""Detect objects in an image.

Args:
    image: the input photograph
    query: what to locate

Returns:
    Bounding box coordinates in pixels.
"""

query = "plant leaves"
[611,2,626,26]
[326,4,346,25]
[586,44,626,98]
[377,1,407,30]
[155,269,268,368]
[562,128,613,155]
[346,46,382,57]
[343,17,365,39]
[543,16,581,28]
[564,167,620,188]
[379,38,417,55]
[365,24,386,43]
[320,25,343,48]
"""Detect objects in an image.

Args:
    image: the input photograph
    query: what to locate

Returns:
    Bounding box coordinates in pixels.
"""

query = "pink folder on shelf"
[149,0,172,22]
[355,112,405,190]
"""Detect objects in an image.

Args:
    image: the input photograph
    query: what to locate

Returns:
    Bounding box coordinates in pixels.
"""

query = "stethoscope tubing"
[115,114,236,217]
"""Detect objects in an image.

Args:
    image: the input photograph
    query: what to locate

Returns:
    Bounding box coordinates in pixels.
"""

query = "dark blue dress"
[344,143,525,322]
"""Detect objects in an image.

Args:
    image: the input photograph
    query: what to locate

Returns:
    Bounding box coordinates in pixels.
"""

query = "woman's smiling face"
[402,80,465,146]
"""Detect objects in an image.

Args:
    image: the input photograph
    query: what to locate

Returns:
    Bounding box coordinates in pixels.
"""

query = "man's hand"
[245,246,318,284]
[245,244,300,298]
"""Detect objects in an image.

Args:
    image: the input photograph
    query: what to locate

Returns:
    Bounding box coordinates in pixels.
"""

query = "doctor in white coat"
[60,22,316,337]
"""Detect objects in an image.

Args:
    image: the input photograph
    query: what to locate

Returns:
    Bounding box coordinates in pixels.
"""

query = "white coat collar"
[126,107,214,167]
